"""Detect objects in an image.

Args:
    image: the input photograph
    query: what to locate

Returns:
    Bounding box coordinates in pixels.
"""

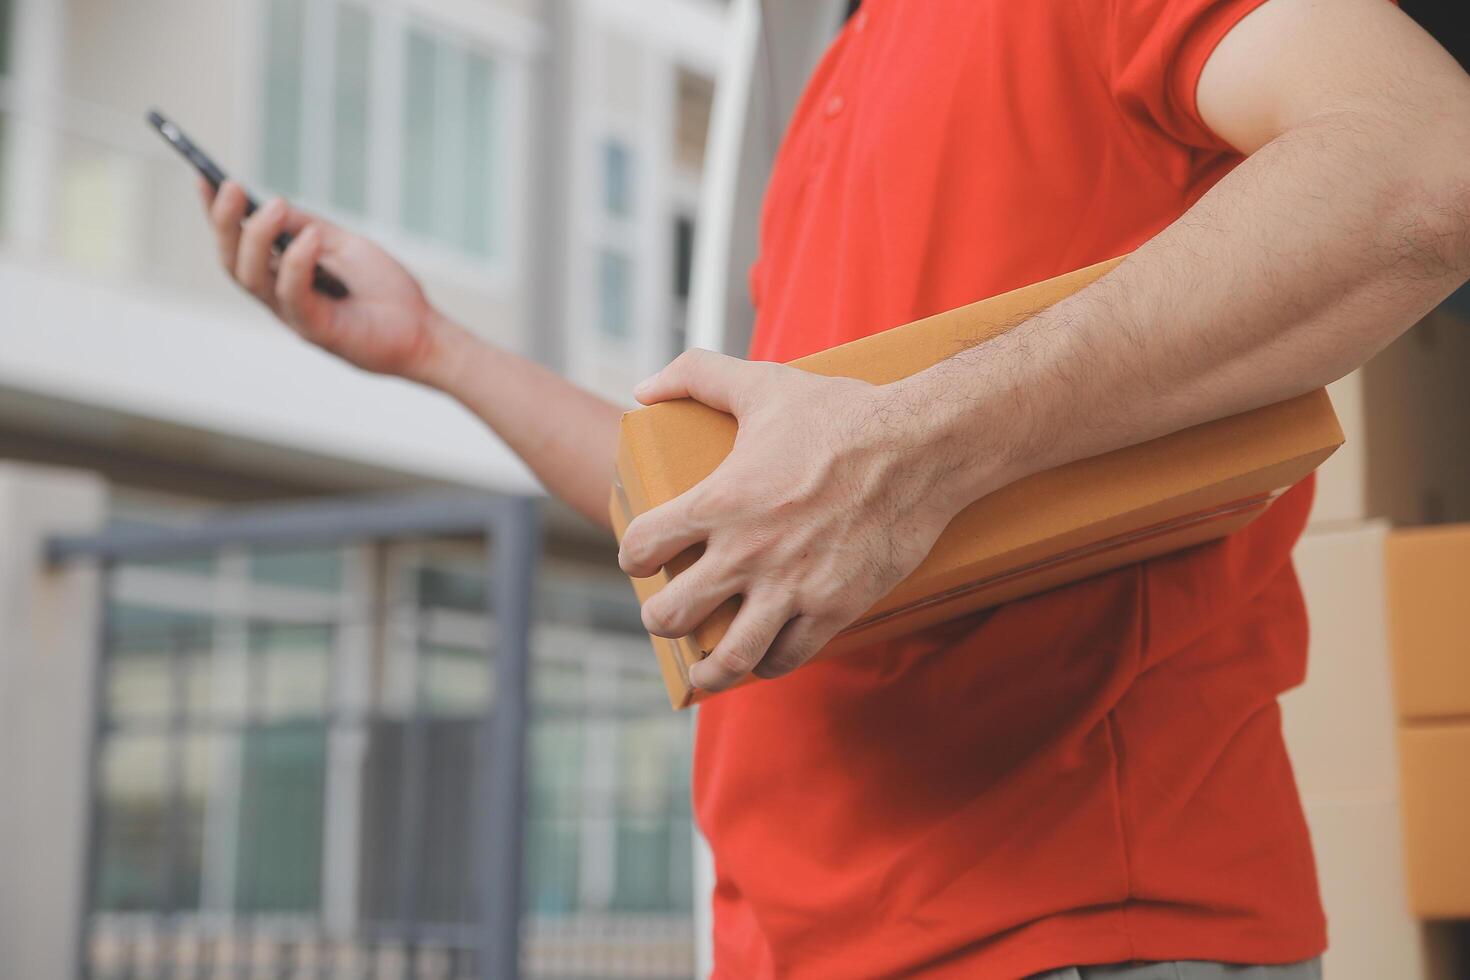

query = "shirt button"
[853,9,869,32]
[825,95,845,118]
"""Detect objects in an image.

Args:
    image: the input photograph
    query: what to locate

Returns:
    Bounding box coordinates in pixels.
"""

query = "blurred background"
[1,1,1469,979]
[0,0,723,977]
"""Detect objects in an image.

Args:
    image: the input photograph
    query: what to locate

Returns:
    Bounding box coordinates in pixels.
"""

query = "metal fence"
[48,491,696,980]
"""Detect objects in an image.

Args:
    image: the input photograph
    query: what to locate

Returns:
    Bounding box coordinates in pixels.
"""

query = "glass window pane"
[673,214,695,300]
[419,720,482,923]
[460,53,495,256]
[603,140,632,218]
[417,558,488,613]
[249,547,343,592]
[613,718,676,911]
[234,725,326,913]
[0,0,13,77]
[356,719,406,921]
[254,623,332,720]
[599,249,632,340]
[177,732,217,910]
[422,645,493,717]
[95,733,170,910]
[262,0,305,195]
[401,29,438,236]
[674,69,715,171]
[106,647,172,722]
[332,2,372,214]
[107,606,214,723]
[526,716,582,915]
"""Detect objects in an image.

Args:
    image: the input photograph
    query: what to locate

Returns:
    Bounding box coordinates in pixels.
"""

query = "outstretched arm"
[618,0,1470,691]
[200,181,622,528]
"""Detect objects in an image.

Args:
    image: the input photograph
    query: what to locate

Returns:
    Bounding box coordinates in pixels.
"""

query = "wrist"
[409,309,476,391]
[880,366,1029,512]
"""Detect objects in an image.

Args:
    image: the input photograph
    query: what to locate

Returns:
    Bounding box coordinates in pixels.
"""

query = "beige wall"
[1284,300,1470,979]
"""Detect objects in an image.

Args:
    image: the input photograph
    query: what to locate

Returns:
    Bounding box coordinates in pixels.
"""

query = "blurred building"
[0,0,727,977]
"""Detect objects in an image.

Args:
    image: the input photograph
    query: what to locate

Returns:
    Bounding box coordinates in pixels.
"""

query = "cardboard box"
[1386,524,1470,722]
[1397,723,1470,918]
[612,257,1345,710]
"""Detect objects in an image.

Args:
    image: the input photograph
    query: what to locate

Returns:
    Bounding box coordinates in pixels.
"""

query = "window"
[399,29,499,256]
[332,2,372,213]
[595,138,636,340]
[669,213,696,356]
[602,140,633,217]
[0,0,12,231]
[262,0,306,197]
[673,214,695,302]
[0,0,15,78]
[599,249,632,339]
[674,69,715,172]
[259,2,504,260]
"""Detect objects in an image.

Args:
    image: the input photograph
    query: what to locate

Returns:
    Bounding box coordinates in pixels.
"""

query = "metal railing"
[49,490,697,980]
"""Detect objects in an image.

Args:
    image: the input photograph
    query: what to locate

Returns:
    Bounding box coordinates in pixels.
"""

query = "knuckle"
[641,600,680,637]
[238,263,266,295]
[719,641,762,676]
[620,523,656,568]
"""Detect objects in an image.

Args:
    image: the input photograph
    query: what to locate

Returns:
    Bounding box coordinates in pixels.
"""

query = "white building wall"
[0,463,107,980]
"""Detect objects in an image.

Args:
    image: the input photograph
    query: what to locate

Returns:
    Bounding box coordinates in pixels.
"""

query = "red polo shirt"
[695,1,1327,977]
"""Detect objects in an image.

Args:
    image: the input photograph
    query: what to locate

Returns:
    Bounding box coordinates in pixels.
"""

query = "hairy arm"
[619,0,1470,690]
[909,0,1470,499]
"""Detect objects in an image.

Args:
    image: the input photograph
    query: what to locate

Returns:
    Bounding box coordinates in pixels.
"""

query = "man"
[202,0,1470,975]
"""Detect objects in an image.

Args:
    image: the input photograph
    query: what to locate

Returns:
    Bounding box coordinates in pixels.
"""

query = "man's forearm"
[421,315,623,529]
[910,104,1470,503]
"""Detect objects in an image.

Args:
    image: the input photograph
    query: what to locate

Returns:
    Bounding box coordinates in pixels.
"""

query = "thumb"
[635,348,754,414]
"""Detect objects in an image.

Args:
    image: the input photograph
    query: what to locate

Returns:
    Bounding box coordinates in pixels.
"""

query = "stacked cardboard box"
[613,258,1345,710]
[1386,524,1470,918]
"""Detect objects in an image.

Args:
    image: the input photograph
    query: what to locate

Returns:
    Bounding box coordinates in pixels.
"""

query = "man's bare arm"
[200,182,622,529]
[908,0,1470,498]
[618,0,1470,690]
[421,315,622,526]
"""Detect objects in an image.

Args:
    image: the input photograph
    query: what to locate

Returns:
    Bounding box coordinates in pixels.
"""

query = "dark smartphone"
[147,109,349,299]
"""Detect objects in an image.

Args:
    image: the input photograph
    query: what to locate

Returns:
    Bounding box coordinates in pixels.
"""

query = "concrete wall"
[0,462,106,980]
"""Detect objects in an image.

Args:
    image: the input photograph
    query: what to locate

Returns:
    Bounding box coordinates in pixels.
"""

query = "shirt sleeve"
[1097,0,1273,152]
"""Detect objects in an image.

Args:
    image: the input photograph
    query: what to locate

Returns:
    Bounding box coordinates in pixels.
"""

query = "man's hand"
[200,179,456,385]
[197,178,626,527]
[617,350,997,692]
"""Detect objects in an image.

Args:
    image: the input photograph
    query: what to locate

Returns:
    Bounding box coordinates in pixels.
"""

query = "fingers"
[752,615,833,680]
[207,180,249,279]
[276,224,327,329]
[635,348,759,413]
[688,594,794,692]
[639,555,741,639]
[278,204,315,237]
[235,196,289,304]
[618,492,713,578]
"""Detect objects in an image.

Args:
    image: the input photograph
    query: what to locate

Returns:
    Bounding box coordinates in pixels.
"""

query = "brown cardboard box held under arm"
[611,257,1345,710]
